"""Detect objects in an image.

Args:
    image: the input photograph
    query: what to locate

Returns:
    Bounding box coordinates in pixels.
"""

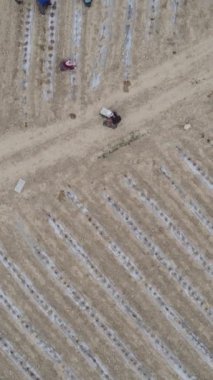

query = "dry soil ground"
[0,1,213,379]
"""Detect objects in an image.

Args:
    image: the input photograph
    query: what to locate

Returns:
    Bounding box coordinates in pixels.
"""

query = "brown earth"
[0,1,213,379]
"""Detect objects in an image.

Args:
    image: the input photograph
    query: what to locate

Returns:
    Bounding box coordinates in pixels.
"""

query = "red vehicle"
[59,59,77,71]
[100,107,121,129]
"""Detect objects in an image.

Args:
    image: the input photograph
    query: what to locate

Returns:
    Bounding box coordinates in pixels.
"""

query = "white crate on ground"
[14,178,25,193]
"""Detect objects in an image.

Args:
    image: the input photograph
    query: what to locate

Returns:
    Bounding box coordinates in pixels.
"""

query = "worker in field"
[36,0,51,15]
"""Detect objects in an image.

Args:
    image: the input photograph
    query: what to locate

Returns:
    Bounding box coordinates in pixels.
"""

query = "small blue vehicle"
[36,0,51,14]
[83,0,93,7]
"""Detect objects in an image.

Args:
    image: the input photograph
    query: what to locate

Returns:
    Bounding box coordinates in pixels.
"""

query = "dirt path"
[0,2,213,380]
[0,35,212,193]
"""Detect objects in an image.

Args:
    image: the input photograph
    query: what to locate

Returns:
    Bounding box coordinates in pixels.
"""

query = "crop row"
[103,192,212,323]
[65,189,213,366]
[122,175,212,277]
[0,248,111,380]
[48,213,195,379]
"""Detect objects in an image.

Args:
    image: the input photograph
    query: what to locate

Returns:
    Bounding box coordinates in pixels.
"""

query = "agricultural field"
[0,0,213,379]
